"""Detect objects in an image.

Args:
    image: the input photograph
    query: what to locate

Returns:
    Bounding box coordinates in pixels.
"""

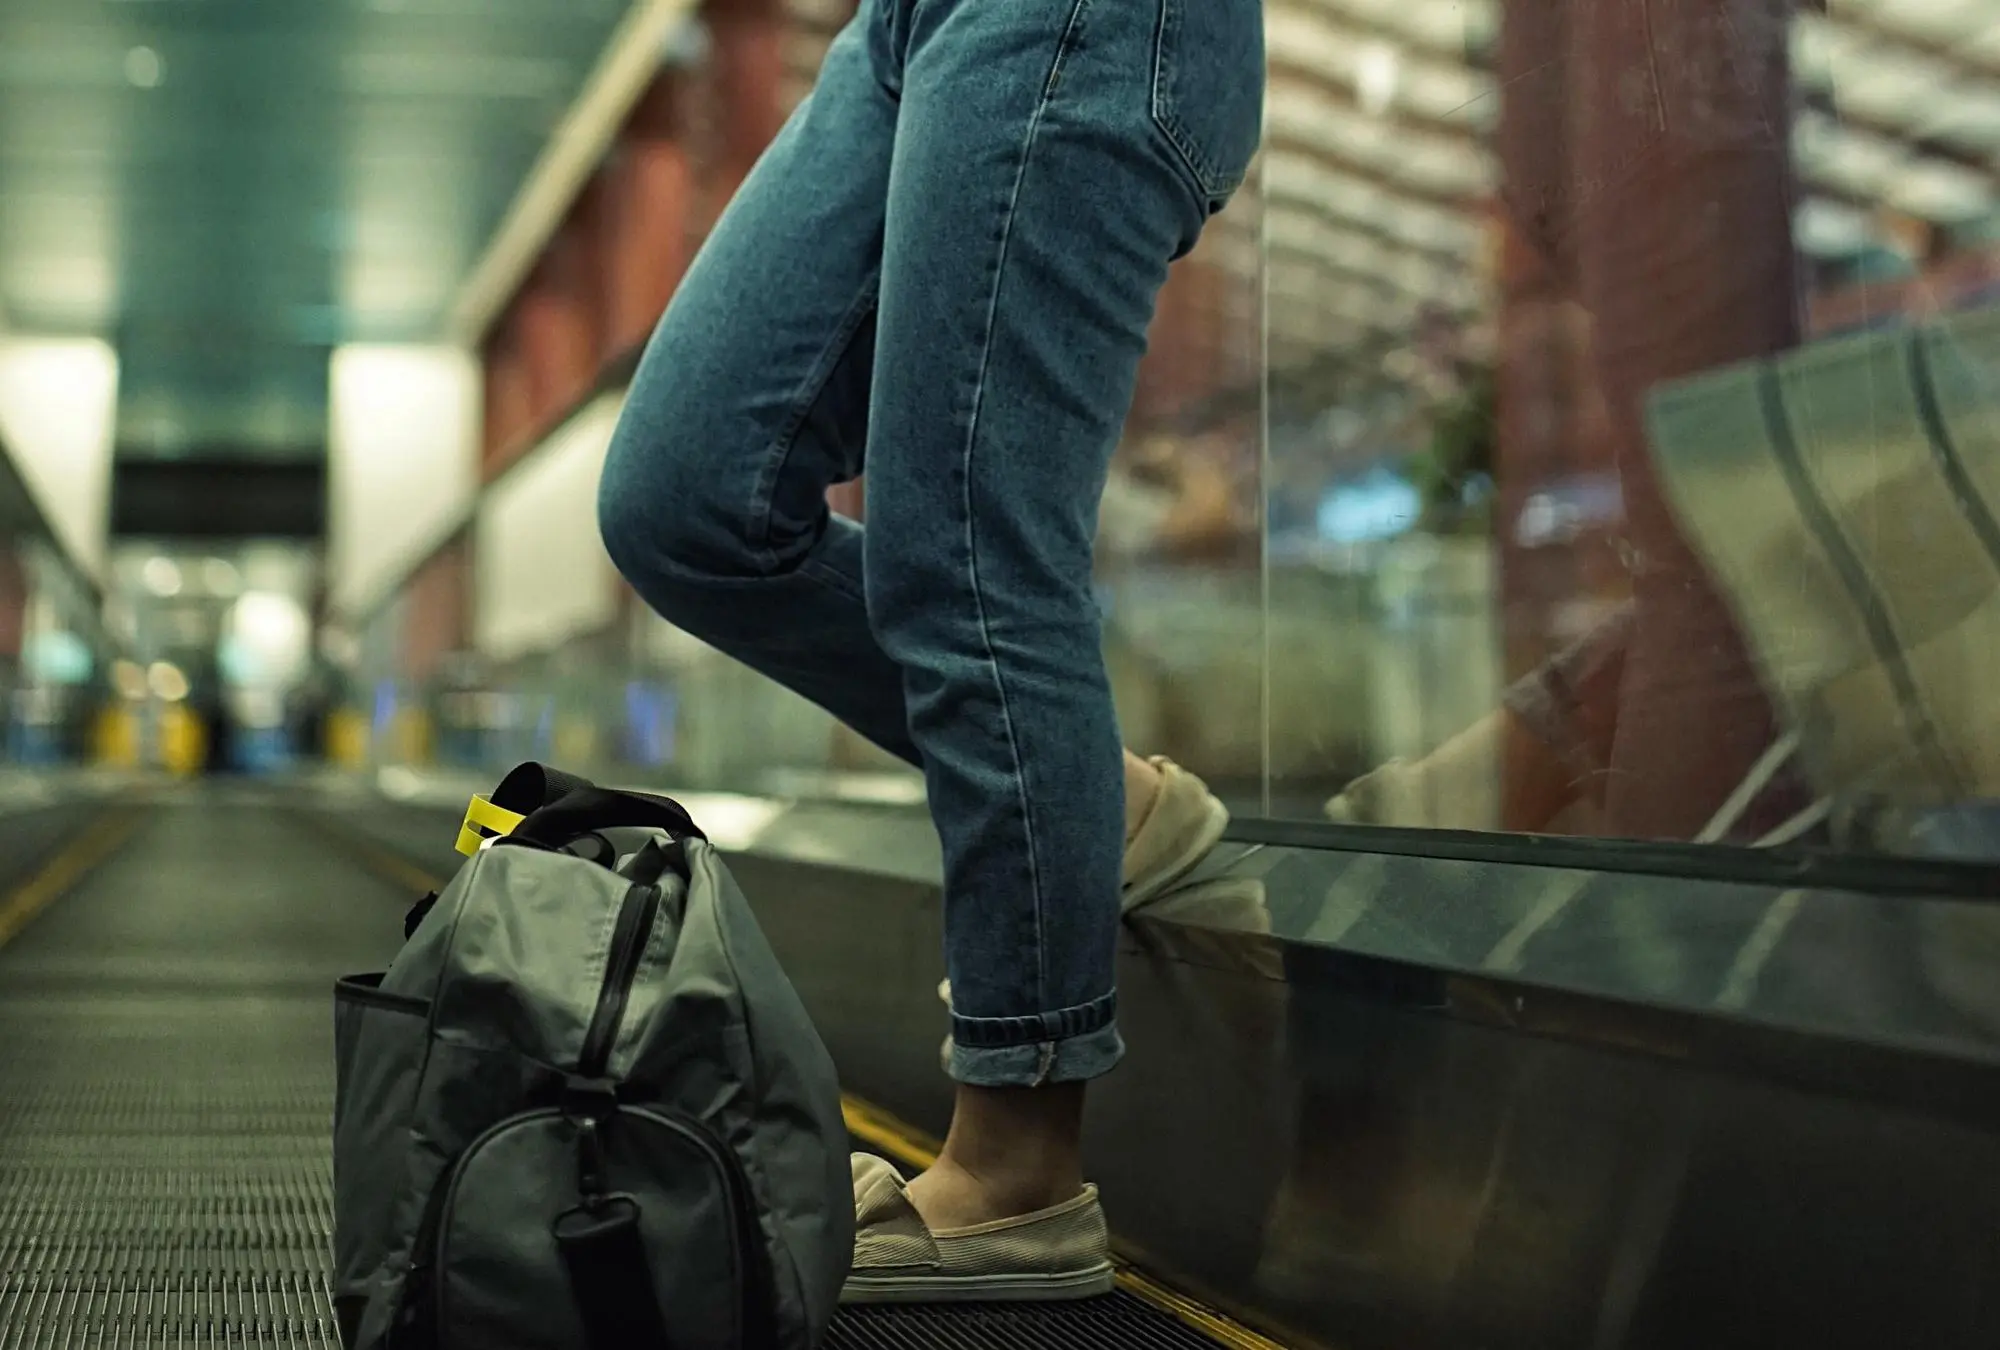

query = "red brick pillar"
[704,0,786,227]
[1134,253,1230,426]
[482,320,534,474]
[0,545,23,665]
[605,75,697,355]
[1493,0,1577,670]
[1493,0,1594,827]
[1571,0,1798,839]
[517,210,606,428]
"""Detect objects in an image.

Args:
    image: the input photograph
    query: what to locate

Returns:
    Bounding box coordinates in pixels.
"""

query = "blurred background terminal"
[3,0,1996,856]
[2,0,1999,1346]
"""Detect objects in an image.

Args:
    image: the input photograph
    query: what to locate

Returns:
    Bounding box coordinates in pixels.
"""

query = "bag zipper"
[391,879,662,1350]
[576,881,663,1079]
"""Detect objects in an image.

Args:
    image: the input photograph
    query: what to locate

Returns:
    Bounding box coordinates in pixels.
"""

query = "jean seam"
[945,0,1095,1021]
[744,281,881,572]
[799,556,867,605]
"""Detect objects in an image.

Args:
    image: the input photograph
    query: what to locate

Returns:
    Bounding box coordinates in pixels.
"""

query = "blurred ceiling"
[1214,0,2000,373]
[5,0,1996,459]
[0,0,635,457]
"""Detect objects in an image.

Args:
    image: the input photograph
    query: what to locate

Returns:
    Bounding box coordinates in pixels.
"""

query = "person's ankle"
[904,1154,1083,1231]
[904,1082,1088,1228]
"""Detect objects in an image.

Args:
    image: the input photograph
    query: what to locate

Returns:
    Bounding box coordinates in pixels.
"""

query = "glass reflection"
[1256,0,1999,862]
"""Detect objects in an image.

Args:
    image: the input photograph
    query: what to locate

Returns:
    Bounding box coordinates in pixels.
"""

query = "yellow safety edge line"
[840,1095,1294,1350]
[318,827,446,897]
[0,811,144,954]
[364,844,451,899]
[328,834,1296,1350]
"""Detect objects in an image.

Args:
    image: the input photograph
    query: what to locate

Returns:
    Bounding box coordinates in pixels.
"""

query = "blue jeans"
[598,0,1263,1087]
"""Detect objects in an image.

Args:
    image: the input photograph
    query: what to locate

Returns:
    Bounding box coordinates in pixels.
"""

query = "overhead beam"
[1285,0,1982,228]
[446,0,703,347]
[1816,9,2000,94]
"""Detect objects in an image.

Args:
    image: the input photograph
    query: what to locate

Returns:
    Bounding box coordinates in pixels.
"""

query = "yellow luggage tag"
[455,794,527,856]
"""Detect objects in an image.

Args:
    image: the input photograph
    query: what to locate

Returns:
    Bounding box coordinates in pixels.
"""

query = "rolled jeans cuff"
[946,989,1124,1086]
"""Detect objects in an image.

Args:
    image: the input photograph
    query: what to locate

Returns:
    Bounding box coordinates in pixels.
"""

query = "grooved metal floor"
[0,800,382,1348]
[0,796,1226,1350]
[830,1301,1231,1350]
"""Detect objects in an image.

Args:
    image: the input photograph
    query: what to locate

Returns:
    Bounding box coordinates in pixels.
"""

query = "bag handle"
[456,762,706,858]
[491,761,595,815]
[510,786,704,851]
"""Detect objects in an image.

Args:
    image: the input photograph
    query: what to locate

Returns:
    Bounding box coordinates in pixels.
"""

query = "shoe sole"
[840,1261,1117,1305]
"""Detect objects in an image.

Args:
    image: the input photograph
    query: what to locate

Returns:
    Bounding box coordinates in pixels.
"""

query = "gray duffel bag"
[332,763,852,1350]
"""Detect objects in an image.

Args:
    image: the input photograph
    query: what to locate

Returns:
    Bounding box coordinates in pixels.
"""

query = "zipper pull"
[576,1115,608,1204]
[562,1074,620,1206]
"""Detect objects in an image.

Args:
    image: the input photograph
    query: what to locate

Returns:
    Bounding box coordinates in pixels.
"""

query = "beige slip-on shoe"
[1121,755,1232,910]
[842,1155,1116,1304]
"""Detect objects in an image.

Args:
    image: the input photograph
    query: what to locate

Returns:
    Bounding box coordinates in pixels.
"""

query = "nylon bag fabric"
[331,762,853,1350]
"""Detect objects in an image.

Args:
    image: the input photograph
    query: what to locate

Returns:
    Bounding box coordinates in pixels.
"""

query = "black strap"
[487,762,706,853]
[489,762,594,817]
[554,1197,675,1350]
[403,891,439,940]
[618,838,682,888]
[510,787,705,852]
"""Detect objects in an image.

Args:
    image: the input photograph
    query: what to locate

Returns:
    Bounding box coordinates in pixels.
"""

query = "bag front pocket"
[431,1108,755,1350]
[333,973,431,1301]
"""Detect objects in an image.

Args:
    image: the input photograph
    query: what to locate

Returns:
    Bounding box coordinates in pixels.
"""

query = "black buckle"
[561,1074,620,1118]
[554,1192,642,1241]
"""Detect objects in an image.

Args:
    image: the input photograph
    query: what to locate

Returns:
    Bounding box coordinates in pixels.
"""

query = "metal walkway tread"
[0,797,1232,1349]
[831,1296,1231,1350]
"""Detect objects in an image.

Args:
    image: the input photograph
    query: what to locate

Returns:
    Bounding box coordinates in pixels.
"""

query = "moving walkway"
[3,777,1998,1349]
[0,787,1260,1350]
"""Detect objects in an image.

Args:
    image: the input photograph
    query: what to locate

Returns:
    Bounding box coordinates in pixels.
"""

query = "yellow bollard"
[552,714,599,766]
[391,707,435,765]
[159,704,206,777]
[326,707,369,769]
[93,705,140,768]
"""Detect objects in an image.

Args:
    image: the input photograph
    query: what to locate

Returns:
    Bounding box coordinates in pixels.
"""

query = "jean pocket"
[1151,0,1266,206]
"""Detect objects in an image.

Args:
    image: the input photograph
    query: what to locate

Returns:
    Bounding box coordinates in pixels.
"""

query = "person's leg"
[598,10,1213,854]
[852,0,1261,1274]
[600,0,1253,1301]
[599,13,909,761]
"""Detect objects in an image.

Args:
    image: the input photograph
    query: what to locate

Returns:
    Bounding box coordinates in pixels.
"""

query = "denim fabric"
[599,0,1263,1087]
